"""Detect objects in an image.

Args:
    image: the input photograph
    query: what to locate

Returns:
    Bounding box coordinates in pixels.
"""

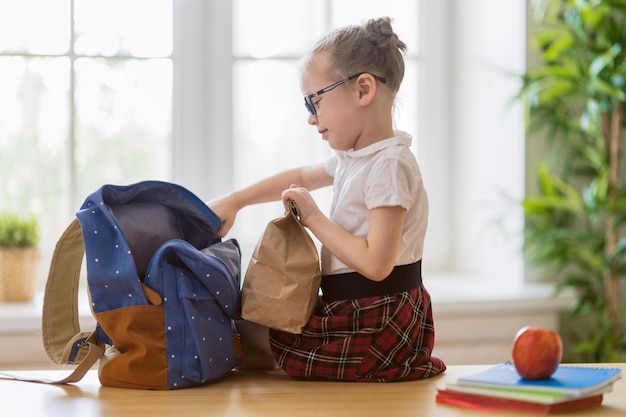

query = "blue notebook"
[457,362,622,397]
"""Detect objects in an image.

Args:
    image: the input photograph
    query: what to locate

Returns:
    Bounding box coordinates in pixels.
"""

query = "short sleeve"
[364,154,417,210]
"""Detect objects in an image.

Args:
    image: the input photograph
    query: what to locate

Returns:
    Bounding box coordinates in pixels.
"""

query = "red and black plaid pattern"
[269,285,446,382]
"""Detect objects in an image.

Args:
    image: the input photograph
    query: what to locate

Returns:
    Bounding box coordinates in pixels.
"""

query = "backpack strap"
[42,218,88,364]
[0,219,105,385]
[0,332,103,384]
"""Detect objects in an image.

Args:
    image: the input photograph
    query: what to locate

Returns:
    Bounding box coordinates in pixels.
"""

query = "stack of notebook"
[437,362,622,414]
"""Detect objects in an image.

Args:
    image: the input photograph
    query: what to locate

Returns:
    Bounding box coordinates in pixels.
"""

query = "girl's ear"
[355,73,376,107]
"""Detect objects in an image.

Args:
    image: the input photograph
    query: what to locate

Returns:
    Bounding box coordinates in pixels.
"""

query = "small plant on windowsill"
[0,212,41,302]
[516,0,626,362]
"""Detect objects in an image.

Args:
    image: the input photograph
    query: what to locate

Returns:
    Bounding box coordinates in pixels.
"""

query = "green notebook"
[444,380,613,404]
[456,362,622,397]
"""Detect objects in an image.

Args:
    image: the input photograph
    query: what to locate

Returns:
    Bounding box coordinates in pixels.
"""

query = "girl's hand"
[207,194,240,237]
[281,184,321,227]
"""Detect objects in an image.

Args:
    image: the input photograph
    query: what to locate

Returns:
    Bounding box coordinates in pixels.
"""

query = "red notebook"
[436,389,603,414]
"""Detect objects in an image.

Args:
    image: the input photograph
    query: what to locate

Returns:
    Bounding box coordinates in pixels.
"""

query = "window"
[0,0,173,249]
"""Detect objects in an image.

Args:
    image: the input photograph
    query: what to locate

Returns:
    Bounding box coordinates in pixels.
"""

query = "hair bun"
[365,17,404,52]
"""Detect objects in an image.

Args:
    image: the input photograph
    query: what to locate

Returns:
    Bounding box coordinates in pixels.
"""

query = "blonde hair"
[303,17,407,93]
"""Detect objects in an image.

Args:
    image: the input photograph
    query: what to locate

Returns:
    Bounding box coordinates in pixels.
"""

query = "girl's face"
[301,54,363,151]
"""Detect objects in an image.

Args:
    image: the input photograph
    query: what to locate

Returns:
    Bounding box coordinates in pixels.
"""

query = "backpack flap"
[145,238,242,388]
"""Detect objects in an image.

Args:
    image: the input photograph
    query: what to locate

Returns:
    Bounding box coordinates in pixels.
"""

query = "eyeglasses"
[303,72,387,117]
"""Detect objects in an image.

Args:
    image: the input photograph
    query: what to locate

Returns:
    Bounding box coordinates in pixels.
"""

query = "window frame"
[173,0,235,200]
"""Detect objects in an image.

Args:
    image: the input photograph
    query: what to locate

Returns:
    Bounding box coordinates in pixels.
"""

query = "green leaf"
[590,77,626,100]
[589,43,621,77]
[0,213,39,247]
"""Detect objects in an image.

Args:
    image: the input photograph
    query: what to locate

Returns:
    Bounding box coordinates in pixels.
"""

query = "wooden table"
[1,364,624,416]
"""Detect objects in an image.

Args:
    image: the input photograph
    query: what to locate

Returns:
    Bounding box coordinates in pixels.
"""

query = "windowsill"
[426,276,575,316]
[0,293,96,334]
[0,277,575,335]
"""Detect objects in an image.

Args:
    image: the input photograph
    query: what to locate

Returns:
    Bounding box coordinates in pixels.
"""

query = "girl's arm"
[282,186,405,281]
[209,163,332,236]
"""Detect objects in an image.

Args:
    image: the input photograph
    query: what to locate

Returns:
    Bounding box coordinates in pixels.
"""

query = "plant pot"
[0,247,41,302]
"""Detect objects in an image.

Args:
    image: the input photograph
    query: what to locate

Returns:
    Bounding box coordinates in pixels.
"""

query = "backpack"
[30,181,241,389]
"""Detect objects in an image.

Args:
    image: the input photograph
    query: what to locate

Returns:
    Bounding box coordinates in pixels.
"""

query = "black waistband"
[321,260,422,302]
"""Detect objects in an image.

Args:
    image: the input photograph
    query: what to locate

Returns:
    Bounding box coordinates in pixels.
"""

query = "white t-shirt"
[321,131,428,275]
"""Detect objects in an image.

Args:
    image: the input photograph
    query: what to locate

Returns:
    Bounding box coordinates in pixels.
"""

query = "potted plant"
[0,212,40,302]
[517,0,626,362]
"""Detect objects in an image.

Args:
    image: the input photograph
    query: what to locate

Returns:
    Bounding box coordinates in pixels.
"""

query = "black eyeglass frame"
[303,72,387,117]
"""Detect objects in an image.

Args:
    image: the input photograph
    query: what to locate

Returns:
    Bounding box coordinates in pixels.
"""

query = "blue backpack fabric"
[39,181,242,389]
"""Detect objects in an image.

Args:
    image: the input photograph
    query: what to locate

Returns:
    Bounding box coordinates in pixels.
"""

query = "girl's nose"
[307,113,318,125]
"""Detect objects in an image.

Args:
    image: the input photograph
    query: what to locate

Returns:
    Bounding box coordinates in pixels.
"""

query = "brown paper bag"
[241,200,321,334]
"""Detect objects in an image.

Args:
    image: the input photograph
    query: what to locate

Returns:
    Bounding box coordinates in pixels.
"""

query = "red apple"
[511,326,563,380]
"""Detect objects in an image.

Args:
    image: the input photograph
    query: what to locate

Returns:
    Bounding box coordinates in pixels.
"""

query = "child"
[210,16,446,382]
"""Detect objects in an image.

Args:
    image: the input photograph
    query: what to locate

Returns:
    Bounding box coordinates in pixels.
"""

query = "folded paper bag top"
[241,200,322,334]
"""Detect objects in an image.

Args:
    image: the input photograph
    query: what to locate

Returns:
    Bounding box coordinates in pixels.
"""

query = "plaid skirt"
[269,284,446,382]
